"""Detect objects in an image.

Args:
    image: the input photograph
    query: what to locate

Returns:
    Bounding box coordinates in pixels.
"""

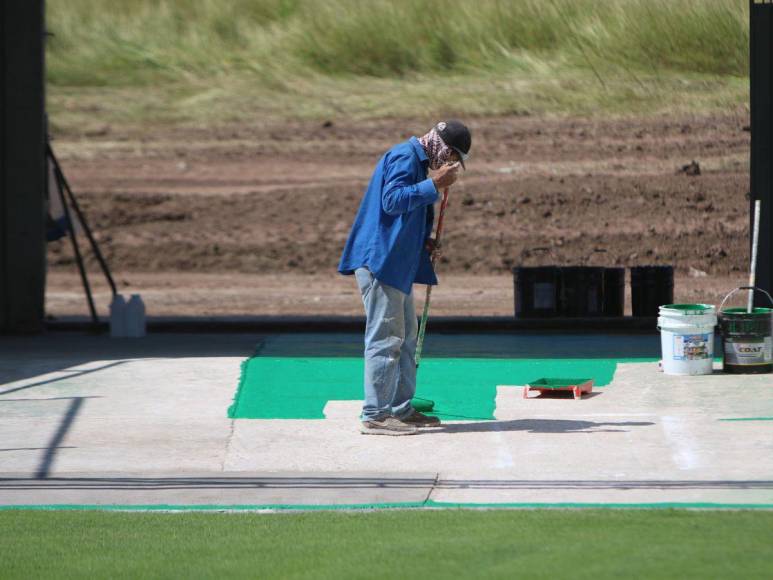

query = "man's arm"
[381,153,438,216]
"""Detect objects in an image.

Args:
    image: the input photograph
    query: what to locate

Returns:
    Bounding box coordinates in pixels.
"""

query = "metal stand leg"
[50,151,99,328]
[47,142,117,296]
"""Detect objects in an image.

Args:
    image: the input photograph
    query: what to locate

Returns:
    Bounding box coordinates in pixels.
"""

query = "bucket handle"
[719,286,773,313]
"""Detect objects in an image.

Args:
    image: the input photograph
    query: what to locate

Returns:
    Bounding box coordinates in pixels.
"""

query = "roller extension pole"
[748,200,761,313]
[415,188,450,368]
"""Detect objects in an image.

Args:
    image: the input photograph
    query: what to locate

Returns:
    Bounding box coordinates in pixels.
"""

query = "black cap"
[436,120,471,169]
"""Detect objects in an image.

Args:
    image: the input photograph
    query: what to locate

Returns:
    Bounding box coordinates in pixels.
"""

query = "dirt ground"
[46,111,755,317]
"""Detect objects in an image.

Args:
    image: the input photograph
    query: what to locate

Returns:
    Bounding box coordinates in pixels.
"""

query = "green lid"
[661,303,714,312]
[721,307,772,317]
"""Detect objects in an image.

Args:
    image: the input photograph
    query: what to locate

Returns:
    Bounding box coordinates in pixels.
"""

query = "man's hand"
[430,161,460,190]
[425,238,442,260]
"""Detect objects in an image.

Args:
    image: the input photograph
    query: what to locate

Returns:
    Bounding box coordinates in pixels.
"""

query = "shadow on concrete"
[0,332,264,386]
[0,396,103,402]
[34,396,85,479]
[433,419,656,434]
[254,332,667,359]
[46,315,662,335]
[0,395,99,478]
[0,363,127,396]
[0,475,437,490]
[0,333,265,481]
[0,447,75,453]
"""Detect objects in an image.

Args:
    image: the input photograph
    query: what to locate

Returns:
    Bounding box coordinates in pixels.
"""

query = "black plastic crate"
[630,265,674,317]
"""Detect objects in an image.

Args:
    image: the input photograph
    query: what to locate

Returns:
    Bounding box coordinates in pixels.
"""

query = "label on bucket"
[724,337,773,365]
[673,333,711,360]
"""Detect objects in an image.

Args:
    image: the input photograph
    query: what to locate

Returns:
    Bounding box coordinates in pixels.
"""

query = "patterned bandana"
[418,127,453,170]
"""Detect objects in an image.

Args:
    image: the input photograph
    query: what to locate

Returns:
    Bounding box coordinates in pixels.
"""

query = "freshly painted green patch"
[719,417,773,422]
[2,510,772,579]
[228,357,635,420]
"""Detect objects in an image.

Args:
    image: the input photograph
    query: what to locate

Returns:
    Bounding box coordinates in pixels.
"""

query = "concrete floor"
[1,332,771,508]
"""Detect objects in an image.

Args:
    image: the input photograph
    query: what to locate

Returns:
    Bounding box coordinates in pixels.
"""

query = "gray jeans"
[354,268,418,421]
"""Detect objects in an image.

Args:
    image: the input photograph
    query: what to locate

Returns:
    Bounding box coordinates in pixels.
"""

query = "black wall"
[750,0,773,306]
[0,0,46,333]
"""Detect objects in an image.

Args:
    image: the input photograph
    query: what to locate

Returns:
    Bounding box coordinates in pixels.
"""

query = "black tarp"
[0,0,46,333]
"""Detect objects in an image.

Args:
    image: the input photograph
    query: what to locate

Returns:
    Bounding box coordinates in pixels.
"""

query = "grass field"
[2,509,772,578]
[46,0,750,128]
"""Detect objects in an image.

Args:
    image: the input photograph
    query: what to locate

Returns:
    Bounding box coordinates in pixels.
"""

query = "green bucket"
[718,287,773,374]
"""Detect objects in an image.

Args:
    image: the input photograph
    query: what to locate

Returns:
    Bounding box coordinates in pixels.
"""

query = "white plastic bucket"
[658,304,717,375]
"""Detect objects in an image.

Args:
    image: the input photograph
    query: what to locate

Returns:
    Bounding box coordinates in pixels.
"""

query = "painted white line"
[322,400,362,419]
[491,424,514,469]
[661,415,701,471]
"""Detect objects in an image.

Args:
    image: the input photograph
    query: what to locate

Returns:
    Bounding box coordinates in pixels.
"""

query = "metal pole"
[748,200,761,312]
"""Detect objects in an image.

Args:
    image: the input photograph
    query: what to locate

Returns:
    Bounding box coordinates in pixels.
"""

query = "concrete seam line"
[220,418,237,472]
[226,358,250,419]
[423,472,440,506]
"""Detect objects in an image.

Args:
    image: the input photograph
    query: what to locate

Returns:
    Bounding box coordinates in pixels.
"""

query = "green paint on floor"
[718,417,773,422]
[4,501,773,511]
[228,357,651,420]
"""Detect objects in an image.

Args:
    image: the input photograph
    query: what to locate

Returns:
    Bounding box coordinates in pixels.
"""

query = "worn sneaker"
[360,417,419,436]
[403,410,441,427]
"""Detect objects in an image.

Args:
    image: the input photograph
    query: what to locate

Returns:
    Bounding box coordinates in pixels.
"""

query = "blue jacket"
[338,137,438,294]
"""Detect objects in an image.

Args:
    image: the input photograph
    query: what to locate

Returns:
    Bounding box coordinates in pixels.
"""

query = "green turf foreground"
[2,510,772,579]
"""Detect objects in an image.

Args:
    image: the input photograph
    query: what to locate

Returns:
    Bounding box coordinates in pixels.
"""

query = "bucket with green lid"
[718,287,773,374]
[657,304,717,375]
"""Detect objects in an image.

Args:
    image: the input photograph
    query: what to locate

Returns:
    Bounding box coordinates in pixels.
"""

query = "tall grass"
[46,0,299,86]
[45,0,750,124]
[47,0,749,85]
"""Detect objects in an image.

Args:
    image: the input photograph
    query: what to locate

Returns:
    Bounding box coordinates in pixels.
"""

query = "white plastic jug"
[125,294,146,338]
[109,294,127,338]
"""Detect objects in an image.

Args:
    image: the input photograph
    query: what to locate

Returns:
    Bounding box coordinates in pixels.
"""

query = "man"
[338,120,472,435]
